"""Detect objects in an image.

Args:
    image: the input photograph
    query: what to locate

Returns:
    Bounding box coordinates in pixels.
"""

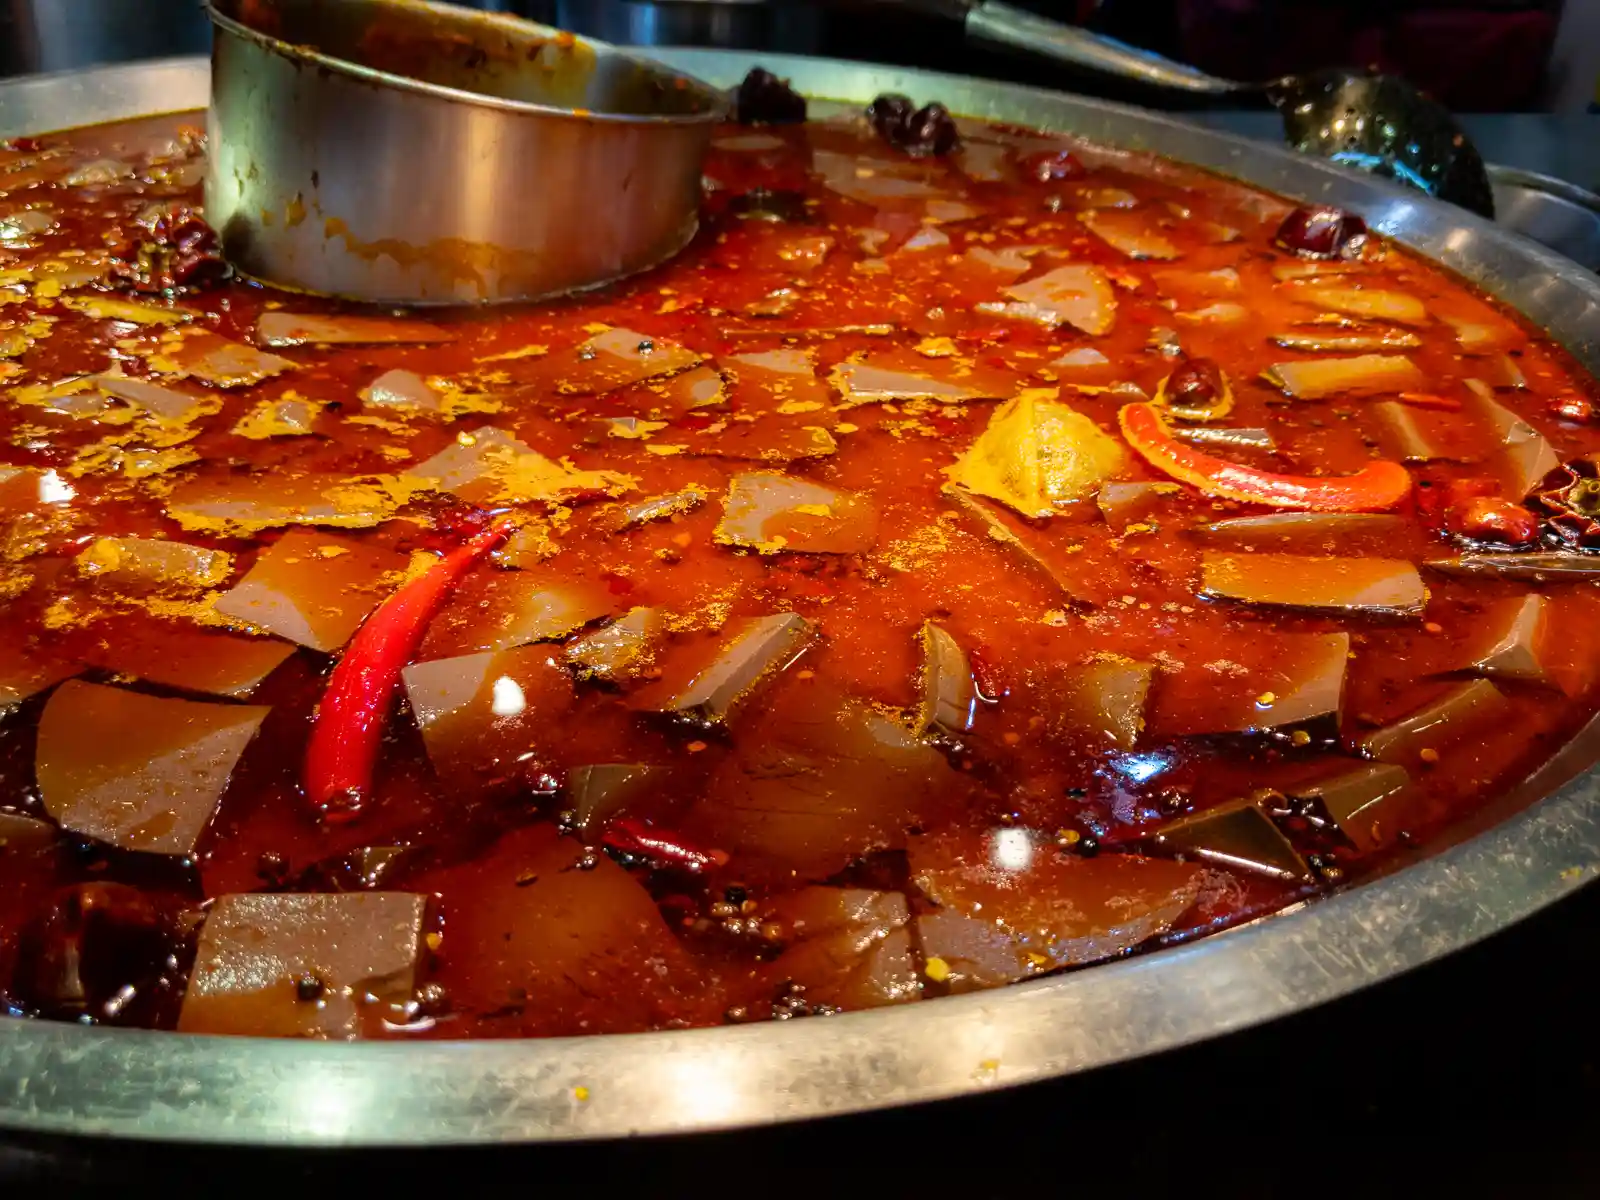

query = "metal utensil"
[204,0,725,304]
[3,51,1598,1144]
[835,0,1495,217]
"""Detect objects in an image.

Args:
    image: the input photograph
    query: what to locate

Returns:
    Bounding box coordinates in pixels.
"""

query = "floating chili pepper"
[1118,402,1412,512]
[1396,391,1462,412]
[1446,496,1540,548]
[304,514,518,822]
[600,817,729,873]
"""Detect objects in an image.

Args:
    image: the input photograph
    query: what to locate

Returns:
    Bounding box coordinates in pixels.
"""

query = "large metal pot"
[1,49,1599,1146]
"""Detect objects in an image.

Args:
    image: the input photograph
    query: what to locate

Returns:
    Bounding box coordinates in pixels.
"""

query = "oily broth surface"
[0,109,1597,1037]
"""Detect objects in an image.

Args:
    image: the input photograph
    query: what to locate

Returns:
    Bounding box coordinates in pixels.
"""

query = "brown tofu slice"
[1155,795,1313,881]
[0,811,57,855]
[1463,379,1560,496]
[257,312,455,347]
[417,570,611,660]
[180,892,428,1037]
[915,621,978,737]
[1371,400,1483,464]
[1150,631,1350,737]
[1286,763,1416,853]
[763,888,920,1010]
[1357,679,1512,767]
[1048,658,1154,750]
[634,613,816,727]
[1196,512,1408,550]
[714,471,878,555]
[1451,594,1556,688]
[77,617,296,699]
[1199,552,1424,617]
[214,530,406,653]
[149,331,295,388]
[75,536,233,595]
[912,828,1205,971]
[0,642,77,709]
[402,645,573,793]
[36,681,268,856]
[565,607,664,682]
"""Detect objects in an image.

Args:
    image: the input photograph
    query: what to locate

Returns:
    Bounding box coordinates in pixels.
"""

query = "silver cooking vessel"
[1,50,1598,1146]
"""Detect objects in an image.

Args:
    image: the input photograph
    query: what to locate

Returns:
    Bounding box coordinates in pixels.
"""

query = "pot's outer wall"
[0,51,1598,1146]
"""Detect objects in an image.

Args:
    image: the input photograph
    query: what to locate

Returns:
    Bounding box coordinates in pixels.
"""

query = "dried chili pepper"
[600,817,729,873]
[1530,455,1600,549]
[304,514,518,822]
[107,202,230,295]
[1118,402,1412,511]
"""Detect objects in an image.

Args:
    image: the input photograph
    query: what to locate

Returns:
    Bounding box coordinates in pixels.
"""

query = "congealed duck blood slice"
[1197,552,1425,618]
[36,681,268,856]
[689,680,964,880]
[0,811,56,855]
[762,888,919,1010]
[565,607,665,682]
[405,426,635,506]
[74,535,232,595]
[146,331,295,388]
[1195,512,1409,550]
[1357,679,1513,767]
[914,621,978,738]
[538,327,701,395]
[74,615,296,700]
[911,828,1205,975]
[0,642,78,709]
[416,569,612,660]
[256,311,455,347]
[978,264,1117,335]
[401,645,573,794]
[714,471,879,554]
[1462,379,1560,496]
[564,764,677,835]
[179,892,428,1037]
[1154,795,1313,881]
[829,361,1004,407]
[1043,658,1155,750]
[634,613,816,728]
[1262,354,1426,401]
[1078,209,1180,260]
[1297,287,1429,327]
[1149,631,1350,738]
[214,530,408,653]
[166,473,412,536]
[418,823,699,1035]
[1447,595,1561,690]
[361,368,445,414]
[1284,763,1417,853]
[1371,400,1482,465]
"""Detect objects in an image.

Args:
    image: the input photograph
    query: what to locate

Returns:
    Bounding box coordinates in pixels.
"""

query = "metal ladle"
[867,0,1496,218]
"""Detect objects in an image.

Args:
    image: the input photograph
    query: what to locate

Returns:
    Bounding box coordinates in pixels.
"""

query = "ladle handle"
[961,1,1247,96]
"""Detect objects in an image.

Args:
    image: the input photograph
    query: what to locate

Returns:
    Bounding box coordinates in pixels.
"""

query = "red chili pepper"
[1396,391,1463,412]
[600,818,729,873]
[304,514,518,822]
[1118,402,1412,512]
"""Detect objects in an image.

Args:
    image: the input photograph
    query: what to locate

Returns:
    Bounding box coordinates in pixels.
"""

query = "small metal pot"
[204,0,725,304]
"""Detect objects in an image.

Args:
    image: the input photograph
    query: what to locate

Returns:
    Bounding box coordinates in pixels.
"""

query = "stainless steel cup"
[204,0,726,304]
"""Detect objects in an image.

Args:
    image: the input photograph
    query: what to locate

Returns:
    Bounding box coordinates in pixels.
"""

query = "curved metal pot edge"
[0,52,1597,1147]
[203,1,727,126]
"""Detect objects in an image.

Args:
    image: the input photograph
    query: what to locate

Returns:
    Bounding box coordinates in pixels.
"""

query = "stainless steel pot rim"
[1,52,1598,1147]
[203,0,727,126]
